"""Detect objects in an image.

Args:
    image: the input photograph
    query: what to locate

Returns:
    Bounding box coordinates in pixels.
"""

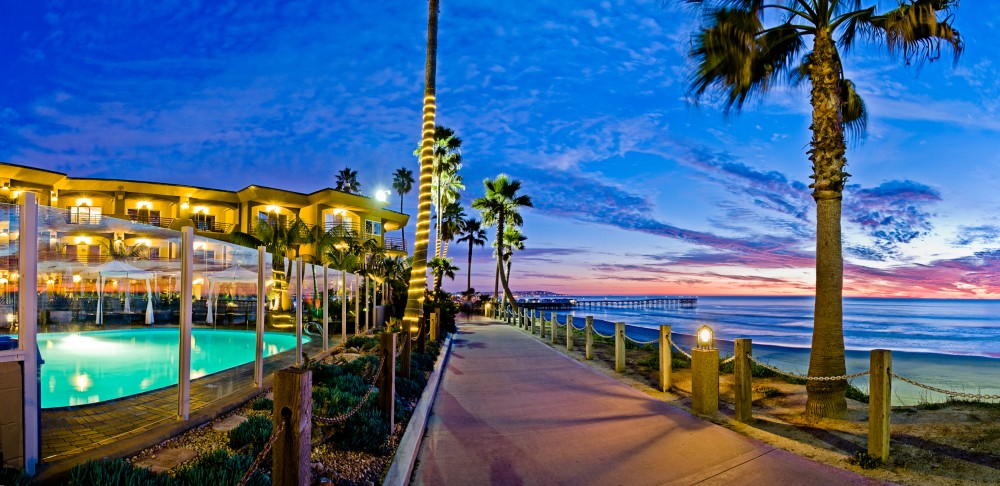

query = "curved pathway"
[412,316,882,485]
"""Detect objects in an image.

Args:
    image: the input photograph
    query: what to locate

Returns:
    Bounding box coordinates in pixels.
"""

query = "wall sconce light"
[193,206,209,215]
[50,191,58,202]
[137,201,152,210]
[1,182,8,191]
[265,205,279,213]
[135,238,151,246]
[72,274,82,284]
[76,198,92,207]
[180,200,190,210]
[74,236,93,245]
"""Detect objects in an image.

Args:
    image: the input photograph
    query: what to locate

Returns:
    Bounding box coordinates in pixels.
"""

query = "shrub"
[845,383,869,403]
[250,397,273,411]
[344,335,379,351]
[313,386,362,418]
[847,451,883,469]
[228,416,273,456]
[0,467,31,486]
[70,457,169,486]
[175,450,269,486]
[395,376,422,400]
[340,354,380,378]
[339,408,390,454]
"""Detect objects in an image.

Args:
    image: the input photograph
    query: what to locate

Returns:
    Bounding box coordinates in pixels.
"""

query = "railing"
[191,220,233,233]
[383,237,406,252]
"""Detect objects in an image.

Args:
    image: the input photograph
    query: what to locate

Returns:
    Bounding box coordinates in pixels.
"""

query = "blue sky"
[3,0,1000,297]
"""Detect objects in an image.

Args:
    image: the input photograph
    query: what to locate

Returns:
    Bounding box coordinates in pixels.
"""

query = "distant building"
[0,161,409,264]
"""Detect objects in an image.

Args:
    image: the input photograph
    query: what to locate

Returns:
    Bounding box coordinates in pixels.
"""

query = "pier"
[519,297,697,310]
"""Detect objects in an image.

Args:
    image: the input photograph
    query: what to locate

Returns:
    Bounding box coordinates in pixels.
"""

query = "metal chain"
[314,355,385,424]
[747,356,869,381]
[890,371,1000,400]
[236,421,285,486]
[624,335,659,346]
[668,338,692,360]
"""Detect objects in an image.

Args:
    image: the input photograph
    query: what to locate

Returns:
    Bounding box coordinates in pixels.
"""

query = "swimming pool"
[38,329,306,408]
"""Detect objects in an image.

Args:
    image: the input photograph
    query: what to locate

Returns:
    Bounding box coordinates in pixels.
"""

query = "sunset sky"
[3,1,1000,298]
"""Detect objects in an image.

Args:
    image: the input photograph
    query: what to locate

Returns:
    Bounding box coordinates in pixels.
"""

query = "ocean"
[547,296,1000,404]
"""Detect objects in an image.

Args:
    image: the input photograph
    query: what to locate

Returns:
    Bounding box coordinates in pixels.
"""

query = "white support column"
[322,265,329,350]
[341,270,347,341]
[19,192,38,475]
[295,257,303,365]
[255,246,265,388]
[178,226,194,420]
[354,273,360,334]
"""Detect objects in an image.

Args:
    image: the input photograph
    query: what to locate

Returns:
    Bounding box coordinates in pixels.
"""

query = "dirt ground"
[535,324,1000,486]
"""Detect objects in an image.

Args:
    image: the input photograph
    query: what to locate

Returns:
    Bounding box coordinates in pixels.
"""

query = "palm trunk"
[496,213,518,312]
[466,238,473,293]
[805,30,848,419]
[399,197,406,245]
[403,0,439,325]
[493,253,500,302]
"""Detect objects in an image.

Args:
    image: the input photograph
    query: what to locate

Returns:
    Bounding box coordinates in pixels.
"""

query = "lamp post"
[691,324,719,415]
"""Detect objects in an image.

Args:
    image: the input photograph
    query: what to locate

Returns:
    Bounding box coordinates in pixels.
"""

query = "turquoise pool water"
[38,329,306,408]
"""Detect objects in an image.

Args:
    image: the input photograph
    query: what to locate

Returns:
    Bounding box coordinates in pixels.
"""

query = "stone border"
[383,333,454,486]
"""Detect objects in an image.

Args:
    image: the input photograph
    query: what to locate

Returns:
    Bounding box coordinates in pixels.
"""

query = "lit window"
[365,220,382,236]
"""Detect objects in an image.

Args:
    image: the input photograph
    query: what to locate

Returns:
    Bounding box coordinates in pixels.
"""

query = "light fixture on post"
[691,323,719,415]
[1,181,8,191]
[696,325,715,350]
[180,199,190,210]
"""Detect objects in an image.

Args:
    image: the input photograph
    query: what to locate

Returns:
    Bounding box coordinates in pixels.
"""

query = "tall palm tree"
[438,201,466,260]
[417,126,464,259]
[456,217,487,293]
[403,0,440,326]
[472,174,532,312]
[428,257,459,295]
[392,167,415,242]
[335,167,361,195]
[501,225,526,285]
[685,0,961,418]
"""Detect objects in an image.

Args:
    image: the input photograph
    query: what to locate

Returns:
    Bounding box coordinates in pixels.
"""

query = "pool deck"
[35,329,339,484]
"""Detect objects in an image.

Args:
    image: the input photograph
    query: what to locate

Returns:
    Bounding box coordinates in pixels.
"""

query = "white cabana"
[87,260,155,325]
[203,266,259,324]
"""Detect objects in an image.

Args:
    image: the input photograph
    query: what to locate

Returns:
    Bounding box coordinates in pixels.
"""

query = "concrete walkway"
[412,316,882,485]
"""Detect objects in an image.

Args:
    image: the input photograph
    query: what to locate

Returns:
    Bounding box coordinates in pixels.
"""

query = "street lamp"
[375,189,391,203]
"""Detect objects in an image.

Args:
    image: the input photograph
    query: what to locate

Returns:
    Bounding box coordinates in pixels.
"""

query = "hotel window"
[365,220,382,236]
[193,213,216,231]
[127,208,161,226]
[70,205,101,225]
[149,247,160,260]
[258,210,287,229]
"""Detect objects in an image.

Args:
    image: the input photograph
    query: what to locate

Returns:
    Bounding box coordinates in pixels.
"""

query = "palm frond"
[868,0,962,66]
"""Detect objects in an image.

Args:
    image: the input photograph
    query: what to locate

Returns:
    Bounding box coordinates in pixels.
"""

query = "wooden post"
[534,310,540,336]
[869,349,892,462]
[659,325,671,392]
[566,313,574,351]
[178,226,193,421]
[272,368,312,486]
[734,338,752,423]
[691,348,719,415]
[379,332,396,431]
[615,322,625,372]
[550,312,558,344]
[400,328,412,379]
[585,316,594,360]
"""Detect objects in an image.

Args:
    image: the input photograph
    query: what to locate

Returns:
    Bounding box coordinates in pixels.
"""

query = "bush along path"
[67,334,443,486]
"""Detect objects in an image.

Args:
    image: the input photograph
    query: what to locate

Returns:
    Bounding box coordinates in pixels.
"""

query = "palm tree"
[416,126,464,259]
[684,0,961,418]
[501,225,526,285]
[231,217,312,310]
[456,217,487,293]
[471,174,532,312]
[335,167,361,195]
[392,167,415,242]
[437,201,466,260]
[403,0,440,326]
[428,257,459,295]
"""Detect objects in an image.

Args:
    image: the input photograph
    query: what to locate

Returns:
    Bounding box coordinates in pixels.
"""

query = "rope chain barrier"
[314,355,385,425]
[890,371,1000,401]
[572,323,587,331]
[720,355,736,365]
[236,421,285,486]
[592,328,616,339]
[668,338,692,360]
[623,335,660,346]
[747,356,869,381]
